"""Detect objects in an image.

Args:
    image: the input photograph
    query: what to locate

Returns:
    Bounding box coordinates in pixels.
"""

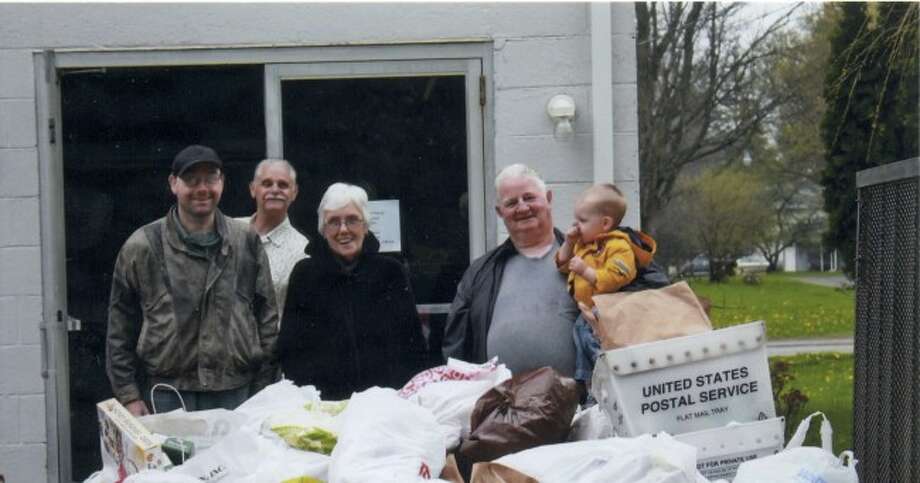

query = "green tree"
[767,5,838,183]
[647,183,700,272]
[747,6,838,271]
[636,2,800,228]
[820,2,919,277]
[684,168,771,282]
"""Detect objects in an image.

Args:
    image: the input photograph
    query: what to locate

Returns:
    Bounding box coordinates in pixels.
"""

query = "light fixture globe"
[546,94,576,140]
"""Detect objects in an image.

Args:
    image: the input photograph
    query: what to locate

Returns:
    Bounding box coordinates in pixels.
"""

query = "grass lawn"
[771,353,854,454]
[685,272,855,340]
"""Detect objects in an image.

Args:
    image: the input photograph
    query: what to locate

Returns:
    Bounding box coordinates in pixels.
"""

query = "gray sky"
[737,2,815,44]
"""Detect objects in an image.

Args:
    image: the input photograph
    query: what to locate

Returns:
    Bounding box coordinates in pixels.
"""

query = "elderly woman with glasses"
[278,182,428,399]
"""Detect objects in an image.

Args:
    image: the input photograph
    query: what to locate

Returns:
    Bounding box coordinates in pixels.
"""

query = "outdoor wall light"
[546,94,576,140]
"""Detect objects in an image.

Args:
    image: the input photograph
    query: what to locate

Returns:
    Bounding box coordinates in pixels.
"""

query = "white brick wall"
[0,444,46,483]
[0,396,18,445]
[496,134,594,183]
[0,47,46,483]
[0,247,42,296]
[0,198,41,246]
[491,5,641,230]
[609,2,640,228]
[492,31,597,232]
[0,50,34,98]
[0,149,39,198]
[0,100,37,148]
[0,4,588,49]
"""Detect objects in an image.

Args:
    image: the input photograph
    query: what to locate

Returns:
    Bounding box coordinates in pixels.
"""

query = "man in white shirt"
[239,159,309,312]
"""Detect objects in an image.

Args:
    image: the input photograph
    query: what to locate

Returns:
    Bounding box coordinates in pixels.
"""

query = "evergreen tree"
[879,2,919,158]
[819,2,918,277]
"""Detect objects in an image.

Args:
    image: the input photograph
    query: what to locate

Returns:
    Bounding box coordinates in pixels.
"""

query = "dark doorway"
[61,65,265,480]
[280,75,469,305]
[280,75,470,364]
[60,63,473,480]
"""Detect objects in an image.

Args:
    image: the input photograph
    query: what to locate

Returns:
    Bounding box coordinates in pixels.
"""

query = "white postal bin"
[592,321,776,437]
[673,417,785,481]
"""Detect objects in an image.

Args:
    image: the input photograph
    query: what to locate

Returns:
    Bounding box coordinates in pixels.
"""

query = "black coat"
[278,232,428,400]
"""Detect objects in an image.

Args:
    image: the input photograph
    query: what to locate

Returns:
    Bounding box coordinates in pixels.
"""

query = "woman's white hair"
[494,163,547,194]
[317,182,370,232]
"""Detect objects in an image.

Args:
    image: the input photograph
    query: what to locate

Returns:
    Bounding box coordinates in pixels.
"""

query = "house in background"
[775,182,840,273]
[0,4,642,481]
[780,244,840,272]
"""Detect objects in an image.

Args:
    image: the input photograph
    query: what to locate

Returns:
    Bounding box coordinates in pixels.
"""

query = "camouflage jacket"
[106,207,279,404]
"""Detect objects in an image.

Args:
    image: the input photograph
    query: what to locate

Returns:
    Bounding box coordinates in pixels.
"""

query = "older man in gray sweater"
[443,164,578,378]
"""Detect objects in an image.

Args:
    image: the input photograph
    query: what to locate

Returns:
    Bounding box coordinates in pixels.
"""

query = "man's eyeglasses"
[180,173,222,187]
[323,216,365,231]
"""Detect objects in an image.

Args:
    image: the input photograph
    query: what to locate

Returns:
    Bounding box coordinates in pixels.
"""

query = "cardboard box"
[592,321,776,436]
[673,417,786,481]
[97,398,172,481]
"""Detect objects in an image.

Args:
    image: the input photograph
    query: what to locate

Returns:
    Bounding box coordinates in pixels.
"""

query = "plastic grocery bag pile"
[86,359,509,483]
[86,353,858,483]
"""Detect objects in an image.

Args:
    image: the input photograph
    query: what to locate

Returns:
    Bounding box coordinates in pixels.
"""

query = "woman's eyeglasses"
[324,216,365,231]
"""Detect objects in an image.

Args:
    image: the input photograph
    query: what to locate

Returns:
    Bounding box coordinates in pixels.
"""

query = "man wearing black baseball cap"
[106,144,279,416]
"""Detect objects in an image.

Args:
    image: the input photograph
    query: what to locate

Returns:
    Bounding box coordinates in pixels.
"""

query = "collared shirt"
[237,215,309,311]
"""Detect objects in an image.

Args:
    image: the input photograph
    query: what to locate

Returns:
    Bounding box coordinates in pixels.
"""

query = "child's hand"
[565,225,580,243]
[569,256,587,275]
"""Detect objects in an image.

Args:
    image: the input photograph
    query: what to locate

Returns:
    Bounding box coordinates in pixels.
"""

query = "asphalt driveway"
[792,274,851,288]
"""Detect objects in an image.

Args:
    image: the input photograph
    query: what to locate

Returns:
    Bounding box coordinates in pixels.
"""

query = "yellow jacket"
[556,228,657,307]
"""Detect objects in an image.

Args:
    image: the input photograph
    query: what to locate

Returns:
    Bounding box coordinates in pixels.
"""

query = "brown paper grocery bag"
[440,454,465,483]
[470,462,539,483]
[591,281,712,350]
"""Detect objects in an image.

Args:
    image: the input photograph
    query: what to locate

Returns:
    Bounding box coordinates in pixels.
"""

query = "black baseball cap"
[171,145,223,176]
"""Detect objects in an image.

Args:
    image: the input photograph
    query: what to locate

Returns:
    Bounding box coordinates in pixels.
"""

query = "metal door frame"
[35,41,492,483]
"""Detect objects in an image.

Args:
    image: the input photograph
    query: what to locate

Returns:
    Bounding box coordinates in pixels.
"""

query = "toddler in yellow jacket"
[555,183,658,390]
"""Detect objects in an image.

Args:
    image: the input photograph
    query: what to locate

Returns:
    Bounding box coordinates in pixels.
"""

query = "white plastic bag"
[263,401,345,455]
[235,443,330,483]
[87,381,331,483]
[399,357,511,398]
[159,381,318,481]
[166,427,265,481]
[401,358,511,450]
[83,468,118,483]
[235,379,322,431]
[329,387,446,483]
[139,408,246,454]
[567,405,614,442]
[489,433,709,483]
[123,471,200,483]
[733,411,858,483]
[165,425,329,482]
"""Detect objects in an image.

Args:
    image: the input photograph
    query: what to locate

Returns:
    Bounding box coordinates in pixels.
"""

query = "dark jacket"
[616,227,670,292]
[278,232,428,400]
[107,208,279,404]
[442,229,566,364]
